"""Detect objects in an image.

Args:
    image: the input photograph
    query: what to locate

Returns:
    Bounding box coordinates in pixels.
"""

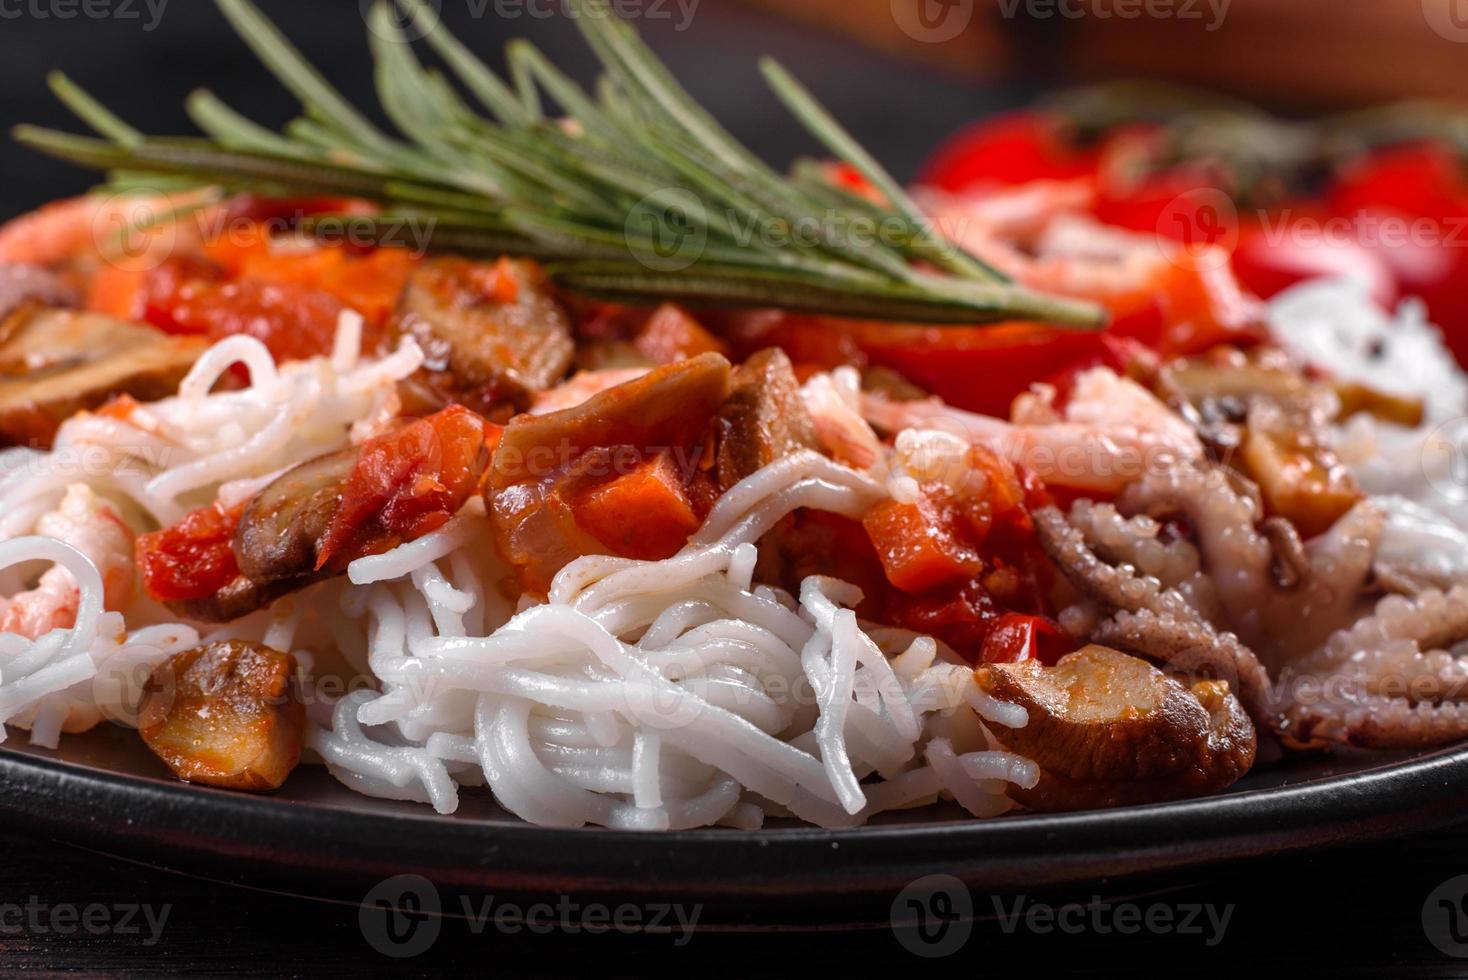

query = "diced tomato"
[633,304,730,365]
[316,406,498,571]
[864,485,989,594]
[980,612,1072,666]
[884,582,1000,658]
[572,450,701,561]
[136,502,243,603]
[920,113,1102,192]
[156,278,358,364]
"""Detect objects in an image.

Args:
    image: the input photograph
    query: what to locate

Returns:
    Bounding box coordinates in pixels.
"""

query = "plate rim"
[4,738,1468,903]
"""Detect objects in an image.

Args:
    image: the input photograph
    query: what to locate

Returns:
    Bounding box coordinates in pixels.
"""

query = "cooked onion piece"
[138,641,305,792]
[975,645,1256,811]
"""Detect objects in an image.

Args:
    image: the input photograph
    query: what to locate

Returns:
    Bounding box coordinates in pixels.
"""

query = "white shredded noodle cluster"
[0,320,1038,829]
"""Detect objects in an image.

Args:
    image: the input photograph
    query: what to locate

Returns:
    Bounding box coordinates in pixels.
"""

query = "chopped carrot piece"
[573,451,701,561]
[634,304,730,364]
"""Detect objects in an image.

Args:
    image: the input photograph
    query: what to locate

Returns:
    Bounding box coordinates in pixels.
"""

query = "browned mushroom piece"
[975,645,1256,812]
[138,641,306,792]
[487,352,732,592]
[392,256,575,417]
[714,347,820,491]
[0,307,205,448]
[236,446,360,586]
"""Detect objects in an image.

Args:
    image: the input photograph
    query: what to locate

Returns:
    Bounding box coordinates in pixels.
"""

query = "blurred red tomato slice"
[919,113,1101,192]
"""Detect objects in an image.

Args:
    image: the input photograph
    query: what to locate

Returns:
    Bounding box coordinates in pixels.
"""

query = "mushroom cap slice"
[976,644,1256,811]
[138,641,306,792]
[0,307,205,448]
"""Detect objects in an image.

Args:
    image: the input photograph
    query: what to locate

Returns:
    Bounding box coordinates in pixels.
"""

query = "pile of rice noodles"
[0,314,1039,830]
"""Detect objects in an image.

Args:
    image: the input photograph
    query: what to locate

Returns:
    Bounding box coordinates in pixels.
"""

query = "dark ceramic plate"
[2,725,1468,925]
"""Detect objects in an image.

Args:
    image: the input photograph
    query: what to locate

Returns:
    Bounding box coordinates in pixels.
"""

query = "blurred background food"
[8,0,1467,218]
[749,0,1468,106]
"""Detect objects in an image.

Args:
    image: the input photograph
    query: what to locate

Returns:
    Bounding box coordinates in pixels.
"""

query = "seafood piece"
[138,641,305,791]
[1280,586,1468,749]
[1115,463,1380,666]
[1031,503,1275,725]
[532,367,650,415]
[976,645,1256,811]
[803,366,884,473]
[864,367,1202,493]
[0,484,134,639]
[0,308,205,448]
[0,191,215,268]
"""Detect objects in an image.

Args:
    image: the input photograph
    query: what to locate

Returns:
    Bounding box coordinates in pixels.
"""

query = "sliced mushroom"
[0,308,205,448]
[488,353,732,591]
[1241,401,1363,539]
[975,644,1256,812]
[236,446,359,587]
[1331,380,1425,428]
[715,348,820,492]
[138,641,305,792]
[392,257,575,414]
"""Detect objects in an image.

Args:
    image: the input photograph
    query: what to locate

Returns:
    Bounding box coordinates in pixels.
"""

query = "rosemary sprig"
[13,0,1107,329]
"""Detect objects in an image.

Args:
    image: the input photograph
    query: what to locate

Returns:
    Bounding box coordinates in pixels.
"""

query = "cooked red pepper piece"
[316,405,497,571]
[136,501,243,603]
[981,612,1073,666]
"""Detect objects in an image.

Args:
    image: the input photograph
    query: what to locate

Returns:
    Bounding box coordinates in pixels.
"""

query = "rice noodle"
[0,320,1038,829]
[308,449,1032,828]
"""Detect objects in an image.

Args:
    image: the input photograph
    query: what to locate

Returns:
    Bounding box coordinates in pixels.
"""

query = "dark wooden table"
[6,821,1468,977]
